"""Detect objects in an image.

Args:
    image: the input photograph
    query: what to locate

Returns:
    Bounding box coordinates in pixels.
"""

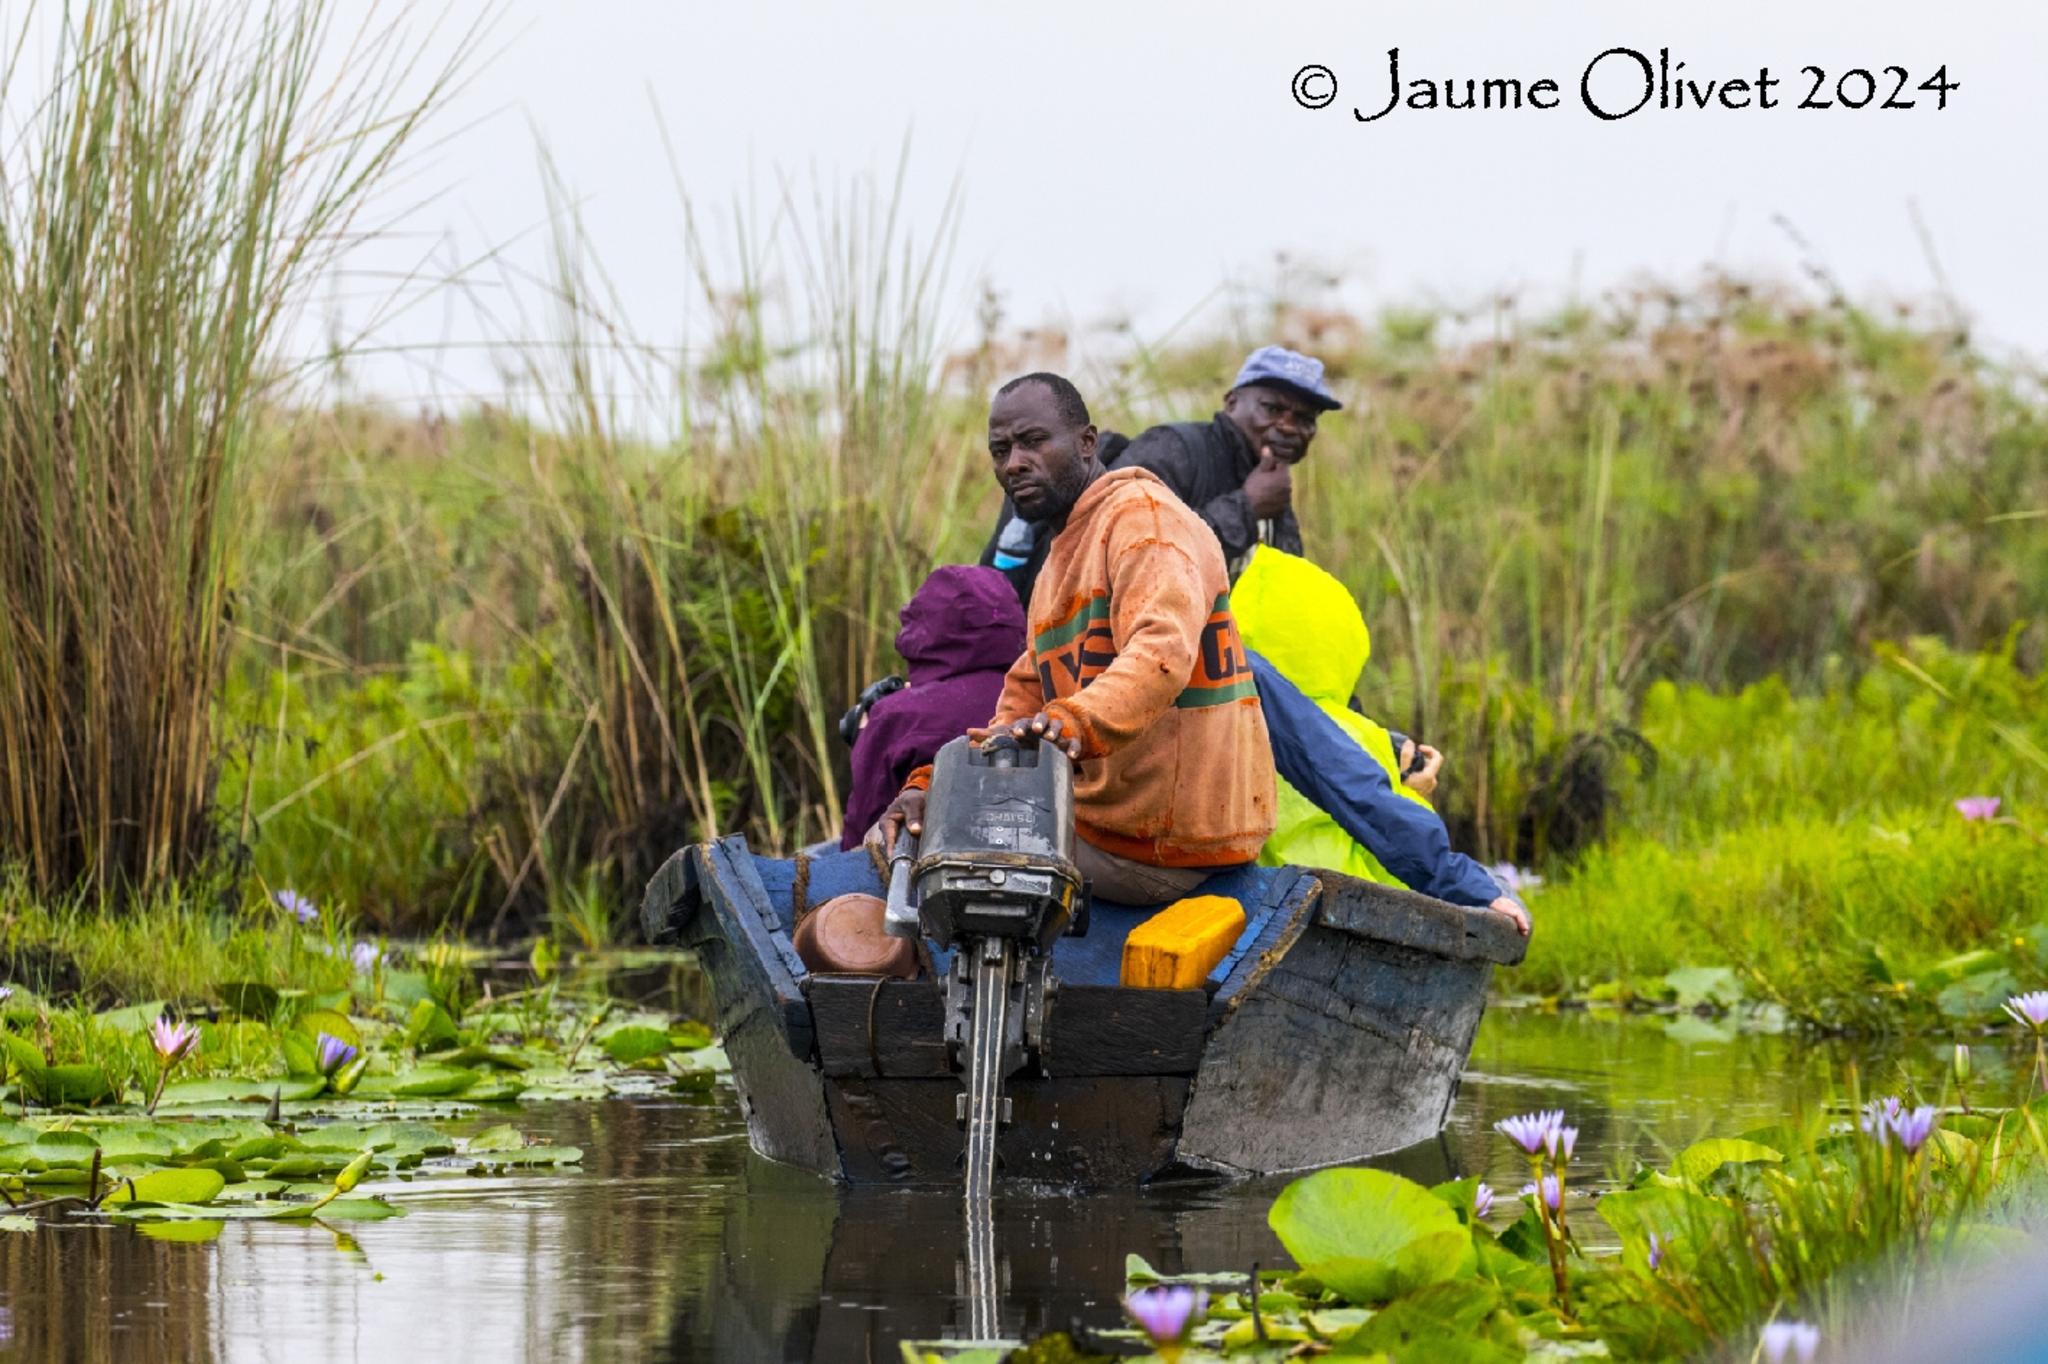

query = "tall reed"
[0,0,471,895]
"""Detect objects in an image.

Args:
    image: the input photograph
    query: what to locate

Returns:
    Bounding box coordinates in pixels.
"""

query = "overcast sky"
[17,1,2048,406]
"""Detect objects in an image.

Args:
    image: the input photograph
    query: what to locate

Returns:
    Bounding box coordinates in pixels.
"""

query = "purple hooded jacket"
[839,566,1029,849]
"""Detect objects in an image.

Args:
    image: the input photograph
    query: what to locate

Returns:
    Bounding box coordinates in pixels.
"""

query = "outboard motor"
[882,733,1082,1204]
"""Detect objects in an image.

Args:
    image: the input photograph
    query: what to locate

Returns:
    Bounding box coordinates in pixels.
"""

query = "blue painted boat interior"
[748,847,1296,988]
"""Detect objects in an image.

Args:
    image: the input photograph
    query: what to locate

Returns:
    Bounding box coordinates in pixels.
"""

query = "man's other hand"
[864,787,928,874]
[1245,447,1292,520]
[1398,740,1444,800]
[1008,711,1083,760]
[1489,896,1531,937]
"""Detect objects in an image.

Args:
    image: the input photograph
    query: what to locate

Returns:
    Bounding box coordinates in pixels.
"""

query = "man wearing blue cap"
[979,344,1342,600]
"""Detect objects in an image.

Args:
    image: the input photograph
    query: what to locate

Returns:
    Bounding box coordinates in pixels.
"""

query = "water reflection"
[0,1008,1960,1362]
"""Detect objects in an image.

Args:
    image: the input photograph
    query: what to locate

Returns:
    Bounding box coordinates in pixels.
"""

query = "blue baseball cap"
[1231,345,1343,411]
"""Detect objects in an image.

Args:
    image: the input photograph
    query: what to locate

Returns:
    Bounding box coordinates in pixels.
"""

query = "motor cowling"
[913,734,1081,952]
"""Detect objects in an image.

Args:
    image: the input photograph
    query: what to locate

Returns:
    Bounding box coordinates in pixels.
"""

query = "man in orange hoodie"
[869,373,1277,904]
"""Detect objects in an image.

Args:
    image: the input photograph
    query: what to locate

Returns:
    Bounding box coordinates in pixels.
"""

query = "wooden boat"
[641,837,1525,1185]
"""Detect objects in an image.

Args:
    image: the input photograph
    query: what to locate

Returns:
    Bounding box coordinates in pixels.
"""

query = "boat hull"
[643,837,1524,1185]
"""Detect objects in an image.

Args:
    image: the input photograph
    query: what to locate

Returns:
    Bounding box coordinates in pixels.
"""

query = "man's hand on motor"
[864,787,928,873]
[1009,711,1083,760]
[1489,896,1531,937]
[1244,447,1292,520]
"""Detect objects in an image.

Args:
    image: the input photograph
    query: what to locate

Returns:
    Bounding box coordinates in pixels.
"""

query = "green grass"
[1515,639,2048,1027]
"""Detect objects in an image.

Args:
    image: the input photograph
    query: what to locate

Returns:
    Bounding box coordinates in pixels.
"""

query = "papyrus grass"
[0,0,474,895]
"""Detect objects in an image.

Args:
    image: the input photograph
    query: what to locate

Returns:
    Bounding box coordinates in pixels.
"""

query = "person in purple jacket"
[838,565,1028,850]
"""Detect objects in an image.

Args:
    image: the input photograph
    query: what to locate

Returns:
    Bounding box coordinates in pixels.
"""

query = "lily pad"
[1671,1137,1783,1186]
[30,1064,111,1106]
[295,1009,362,1051]
[1,1035,46,1079]
[0,1130,101,1171]
[465,1124,526,1153]
[1268,1167,1475,1303]
[403,1000,461,1051]
[1346,1280,1510,1359]
[93,1001,169,1033]
[467,1144,582,1168]
[346,1066,478,1098]
[218,982,282,1019]
[158,1077,325,1107]
[1123,1252,1252,1287]
[462,1075,527,1102]
[103,1167,227,1206]
[296,1122,451,1159]
[600,1026,674,1064]
[1662,965,1744,1010]
[111,1196,403,1223]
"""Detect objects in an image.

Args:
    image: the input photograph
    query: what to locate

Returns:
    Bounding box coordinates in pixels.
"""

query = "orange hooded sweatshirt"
[910,466,1275,868]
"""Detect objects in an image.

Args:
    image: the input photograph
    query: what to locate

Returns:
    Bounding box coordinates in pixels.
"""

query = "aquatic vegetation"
[144,1017,200,1116]
[1122,1286,1206,1360]
[275,890,319,926]
[2004,991,2048,1030]
[1492,1109,1564,1156]
[992,1088,2048,1363]
[315,1033,358,1076]
[2006,991,2048,1095]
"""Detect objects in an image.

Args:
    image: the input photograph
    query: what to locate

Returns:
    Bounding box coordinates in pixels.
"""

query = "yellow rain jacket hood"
[1232,546,1430,885]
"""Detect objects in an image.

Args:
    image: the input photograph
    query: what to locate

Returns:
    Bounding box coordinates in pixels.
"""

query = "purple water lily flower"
[1520,1174,1563,1211]
[1860,1095,1903,1142]
[1954,796,2001,823]
[314,1031,358,1076]
[1544,1124,1579,1164]
[2004,992,2048,1033]
[273,889,318,924]
[150,1017,199,1064]
[1122,1285,1206,1345]
[1646,1232,1666,1271]
[1760,1320,1821,1363]
[1890,1105,1939,1155]
[1473,1182,1494,1219]
[1488,862,1544,895]
[1494,1109,1565,1155]
[351,941,382,973]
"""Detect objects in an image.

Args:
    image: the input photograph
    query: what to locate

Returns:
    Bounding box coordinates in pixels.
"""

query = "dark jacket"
[1249,649,1509,909]
[977,415,1304,604]
[1119,413,1304,568]
[838,566,1027,849]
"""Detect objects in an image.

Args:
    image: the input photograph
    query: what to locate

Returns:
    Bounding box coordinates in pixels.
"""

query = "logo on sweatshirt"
[1030,593,1257,708]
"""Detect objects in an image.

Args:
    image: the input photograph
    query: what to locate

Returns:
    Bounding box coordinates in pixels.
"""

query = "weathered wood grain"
[808,977,949,1078]
[825,1075,1190,1185]
[1043,986,1207,1076]
[806,978,1209,1079]
[1176,918,1495,1174]
[1316,872,1527,966]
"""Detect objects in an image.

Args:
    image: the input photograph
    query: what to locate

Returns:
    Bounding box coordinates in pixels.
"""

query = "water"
[0,1008,1942,1362]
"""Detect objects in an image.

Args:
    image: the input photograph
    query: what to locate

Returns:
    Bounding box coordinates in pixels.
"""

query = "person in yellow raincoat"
[1233,545,1529,933]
